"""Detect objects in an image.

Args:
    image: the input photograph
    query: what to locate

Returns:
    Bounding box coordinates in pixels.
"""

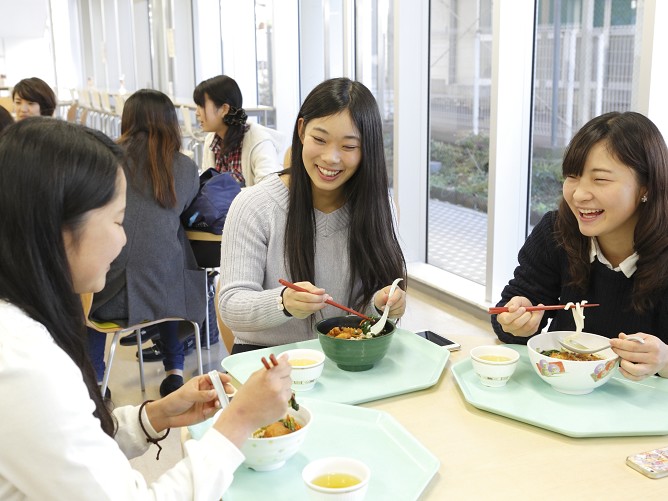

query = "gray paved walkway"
[427,198,487,285]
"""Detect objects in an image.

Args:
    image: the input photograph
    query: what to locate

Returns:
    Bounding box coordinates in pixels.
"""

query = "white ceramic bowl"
[527,331,620,395]
[240,405,311,471]
[282,348,326,391]
[302,457,371,501]
[470,345,520,387]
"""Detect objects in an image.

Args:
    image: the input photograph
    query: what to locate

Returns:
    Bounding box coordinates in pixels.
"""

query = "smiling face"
[562,140,646,256]
[63,168,127,294]
[13,95,42,121]
[299,110,362,212]
[195,94,228,135]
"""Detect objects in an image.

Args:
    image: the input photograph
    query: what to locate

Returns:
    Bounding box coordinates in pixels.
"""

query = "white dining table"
[362,328,667,500]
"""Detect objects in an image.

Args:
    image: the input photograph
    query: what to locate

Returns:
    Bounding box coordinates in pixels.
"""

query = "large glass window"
[529,0,642,226]
[356,0,394,184]
[427,0,492,285]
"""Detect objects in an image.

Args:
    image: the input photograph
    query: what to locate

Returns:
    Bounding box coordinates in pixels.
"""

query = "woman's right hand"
[212,354,294,447]
[281,281,331,319]
[496,296,544,338]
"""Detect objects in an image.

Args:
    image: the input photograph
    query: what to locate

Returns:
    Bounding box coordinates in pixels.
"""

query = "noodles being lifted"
[562,300,588,347]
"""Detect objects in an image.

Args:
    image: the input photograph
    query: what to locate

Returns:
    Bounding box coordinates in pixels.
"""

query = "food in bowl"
[325,316,383,339]
[538,349,602,362]
[282,348,326,391]
[316,315,396,372]
[252,414,302,438]
[241,405,311,471]
[527,331,619,395]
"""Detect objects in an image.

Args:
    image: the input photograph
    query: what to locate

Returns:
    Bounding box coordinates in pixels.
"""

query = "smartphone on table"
[414,330,461,351]
[626,446,668,479]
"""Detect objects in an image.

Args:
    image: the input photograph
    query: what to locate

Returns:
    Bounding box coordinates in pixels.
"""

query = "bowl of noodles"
[527,331,620,395]
[240,404,312,471]
[315,315,396,372]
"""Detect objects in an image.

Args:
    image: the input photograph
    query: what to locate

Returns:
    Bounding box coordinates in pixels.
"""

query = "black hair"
[12,77,57,117]
[285,77,406,311]
[193,75,247,155]
[0,106,14,133]
[0,117,122,435]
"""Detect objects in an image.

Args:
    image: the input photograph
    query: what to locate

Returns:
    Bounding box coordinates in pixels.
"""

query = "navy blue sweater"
[491,211,668,345]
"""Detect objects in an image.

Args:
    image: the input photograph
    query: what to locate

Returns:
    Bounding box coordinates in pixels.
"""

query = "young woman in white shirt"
[0,117,293,500]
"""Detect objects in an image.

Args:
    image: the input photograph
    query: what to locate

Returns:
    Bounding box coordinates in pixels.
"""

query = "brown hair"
[555,111,668,312]
[118,89,180,207]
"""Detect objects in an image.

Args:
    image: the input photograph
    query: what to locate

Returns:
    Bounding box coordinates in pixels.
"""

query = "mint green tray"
[188,398,439,501]
[452,345,668,437]
[221,328,449,404]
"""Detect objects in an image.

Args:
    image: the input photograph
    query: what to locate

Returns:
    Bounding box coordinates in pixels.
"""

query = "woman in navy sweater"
[492,112,668,381]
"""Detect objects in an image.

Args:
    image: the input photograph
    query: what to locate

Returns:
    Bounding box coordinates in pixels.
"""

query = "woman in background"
[88,89,204,397]
[492,112,668,380]
[194,74,283,187]
[0,117,293,499]
[218,77,407,353]
[12,77,57,119]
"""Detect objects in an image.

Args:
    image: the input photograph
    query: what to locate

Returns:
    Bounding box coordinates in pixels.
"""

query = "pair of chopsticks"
[262,353,299,411]
[279,278,372,321]
[488,303,600,314]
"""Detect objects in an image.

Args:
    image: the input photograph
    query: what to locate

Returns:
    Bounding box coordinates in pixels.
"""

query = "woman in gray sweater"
[219,78,407,353]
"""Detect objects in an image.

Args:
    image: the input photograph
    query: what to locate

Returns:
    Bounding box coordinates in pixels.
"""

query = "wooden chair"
[82,293,204,397]
[215,279,235,353]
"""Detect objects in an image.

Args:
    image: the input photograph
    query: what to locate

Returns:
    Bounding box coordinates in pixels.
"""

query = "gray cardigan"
[218,174,375,347]
[91,153,205,326]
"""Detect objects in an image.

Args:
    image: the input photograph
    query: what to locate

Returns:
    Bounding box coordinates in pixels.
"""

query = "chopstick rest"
[208,370,230,411]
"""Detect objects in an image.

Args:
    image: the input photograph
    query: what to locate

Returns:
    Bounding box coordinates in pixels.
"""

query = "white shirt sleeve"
[0,303,244,501]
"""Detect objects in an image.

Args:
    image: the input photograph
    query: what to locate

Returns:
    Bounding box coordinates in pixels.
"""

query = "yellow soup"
[289,358,318,367]
[479,355,511,362]
[312,473,361,489]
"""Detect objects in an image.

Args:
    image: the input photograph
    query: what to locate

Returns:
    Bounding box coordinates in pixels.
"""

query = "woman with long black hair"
[0,117,293,498]
[218,77,407,353]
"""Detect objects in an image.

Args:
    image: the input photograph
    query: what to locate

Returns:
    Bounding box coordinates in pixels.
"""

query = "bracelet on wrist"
[276,287,293,317]
[138,400,170,460]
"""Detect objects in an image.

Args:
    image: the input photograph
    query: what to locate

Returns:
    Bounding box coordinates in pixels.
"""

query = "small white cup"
[302,457,370,500]
[470,345,520,387]
[282,348,326,391]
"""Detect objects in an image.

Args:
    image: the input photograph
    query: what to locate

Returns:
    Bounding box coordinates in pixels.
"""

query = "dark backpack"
[182,168,241,235]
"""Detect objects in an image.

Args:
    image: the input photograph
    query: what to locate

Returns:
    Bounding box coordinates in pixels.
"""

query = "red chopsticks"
[278,279,372,321]
[261,354,299,410]
[488,303,600,314]
[261,354,279,370]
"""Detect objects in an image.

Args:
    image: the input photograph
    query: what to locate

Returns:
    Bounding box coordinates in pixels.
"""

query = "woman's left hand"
[374,283,406,319]
[610,332,668,380]
[145,373,234,432]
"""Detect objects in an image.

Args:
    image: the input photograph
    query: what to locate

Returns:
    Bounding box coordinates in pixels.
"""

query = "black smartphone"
[414,330,461,350]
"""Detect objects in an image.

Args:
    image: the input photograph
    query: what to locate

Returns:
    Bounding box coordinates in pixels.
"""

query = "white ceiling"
[0,0,49,39]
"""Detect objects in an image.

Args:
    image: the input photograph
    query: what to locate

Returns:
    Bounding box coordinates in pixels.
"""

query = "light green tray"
[452,345,668,437]
[189,398,439,501]
[221,328,449,404]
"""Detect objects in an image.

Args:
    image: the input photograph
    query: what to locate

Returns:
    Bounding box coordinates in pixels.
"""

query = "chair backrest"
[100,91,112,113]
[113,93,125,118]
[215,279,235,353]
[80,293,93,319]
[66,103,78,122]
[181,106,195,136]
[0,95,13,114]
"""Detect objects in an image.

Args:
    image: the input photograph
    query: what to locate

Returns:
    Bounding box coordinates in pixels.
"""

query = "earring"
[641,194,648,203]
